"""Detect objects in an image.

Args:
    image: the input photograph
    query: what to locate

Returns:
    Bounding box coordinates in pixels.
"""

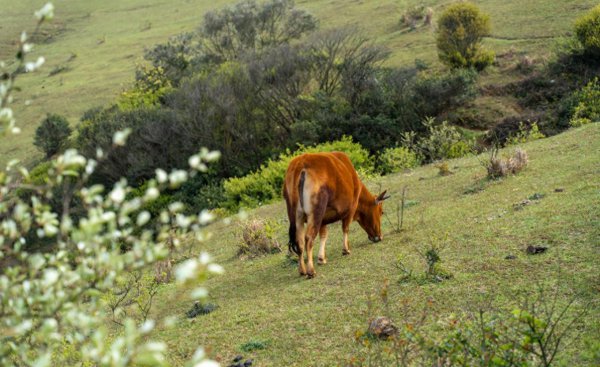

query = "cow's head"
[356,190,390,243]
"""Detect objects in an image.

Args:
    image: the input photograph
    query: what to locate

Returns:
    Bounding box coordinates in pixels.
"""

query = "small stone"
[526,245,548,255]
[554,188,564,192]
[368,316,398,339]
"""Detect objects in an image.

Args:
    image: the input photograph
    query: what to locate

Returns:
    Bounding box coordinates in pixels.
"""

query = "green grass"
[147,123,600,366]
[1,0,598,166]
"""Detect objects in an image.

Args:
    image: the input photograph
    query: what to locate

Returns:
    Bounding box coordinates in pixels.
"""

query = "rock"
[368,316,397,339]
[505,254,516,260]
[554,188,565,192]
[244,359,254,366]
[233,355,243,363]
[526,245,548,255]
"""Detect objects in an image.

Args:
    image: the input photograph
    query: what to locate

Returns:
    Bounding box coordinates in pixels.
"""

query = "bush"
[117,65,172,110]
[377,146,420,175]
[568,77,600,127]
[222,136,373,211]
[403,117,474,162]
[506,121,545,145]
[238,218,282,258]
[436,2,494,70]
[33,113,72,158]
[400,5,426,30]
[575,4,600,57]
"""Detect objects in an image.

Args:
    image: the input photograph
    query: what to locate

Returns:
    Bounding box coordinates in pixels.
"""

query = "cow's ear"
[375,190,391,204]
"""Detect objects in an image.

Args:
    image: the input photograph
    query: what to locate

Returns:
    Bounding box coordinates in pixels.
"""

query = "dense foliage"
[575,4,600,57]
[436,2,494,70]
[33,114,72,158]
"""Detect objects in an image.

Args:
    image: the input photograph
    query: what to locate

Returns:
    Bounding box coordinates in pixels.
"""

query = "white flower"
[199,210,215,225]
[168,170,188,187]
[155,169,168,183]
[194,360,220,367]
[34,3,55,20]
[22,43,33,53]
[137,211,151,226]
[109,186,125,204]
[112,128,132,146]
[208,264,224,274]
[25,57,45,72]
[188,155,201,169]
[175,259,197,282]
[191,287,208,299]
[144,187,160,201]
[199,252,211,265]
[205,150,221,162]
[139,320,155,334]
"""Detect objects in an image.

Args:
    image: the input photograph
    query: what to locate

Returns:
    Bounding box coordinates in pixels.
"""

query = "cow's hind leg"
[317,225,328,265]
[295,214,307,276]
[305,189,329,278]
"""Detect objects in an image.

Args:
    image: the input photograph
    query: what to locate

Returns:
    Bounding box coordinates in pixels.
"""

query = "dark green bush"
[33,114,72,158]
[575,4,600,57]
[436,2,494,70]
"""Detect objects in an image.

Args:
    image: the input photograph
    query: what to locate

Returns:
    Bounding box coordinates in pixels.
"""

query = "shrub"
[238,218,282,258]
[568,77,600,127]
[117,65,172,110]
[222,136,373,211]
[377,146,420,175]
[33,113,72,158]
[411,69,478,118]
[400,5,425,30]
[436,2,494,70]
[486,148,529,179]
[575,4,600,57]
[403,117,474,162]
[506,121,545,145]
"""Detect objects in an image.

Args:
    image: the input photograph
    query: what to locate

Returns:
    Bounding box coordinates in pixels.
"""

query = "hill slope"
[1,0,598,165]
[150,123,600,366]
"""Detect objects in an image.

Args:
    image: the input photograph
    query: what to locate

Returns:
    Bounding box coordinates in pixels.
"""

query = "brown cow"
[283,151,390,278]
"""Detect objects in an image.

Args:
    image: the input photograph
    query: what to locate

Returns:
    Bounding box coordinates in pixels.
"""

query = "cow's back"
[284,152,361,220]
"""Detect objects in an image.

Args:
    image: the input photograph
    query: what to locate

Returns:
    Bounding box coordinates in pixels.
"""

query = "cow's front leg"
[318,225,328,265]
[342,218,351,255]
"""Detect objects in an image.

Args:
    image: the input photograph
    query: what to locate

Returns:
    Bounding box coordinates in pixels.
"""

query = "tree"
[33,113,72,158]
[436,2,494,71]
[1,4,221,366]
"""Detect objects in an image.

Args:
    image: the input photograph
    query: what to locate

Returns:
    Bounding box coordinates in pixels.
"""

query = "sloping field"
[1,0,598,165]
[148,123,600,366]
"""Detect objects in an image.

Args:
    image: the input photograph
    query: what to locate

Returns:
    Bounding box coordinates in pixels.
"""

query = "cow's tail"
[288,170,306,256]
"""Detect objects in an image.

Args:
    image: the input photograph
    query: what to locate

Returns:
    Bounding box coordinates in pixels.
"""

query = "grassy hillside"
[148,123,599,366]
[1,0,598,166]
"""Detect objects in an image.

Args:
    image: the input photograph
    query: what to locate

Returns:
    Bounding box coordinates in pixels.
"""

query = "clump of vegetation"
[240,340,269,353]
[351,283,590,366]
[402,117,474,163]
[436,2,494,70]
[396,236,452,284]
[377,146,420,175]
[238,218,282,258]
[399,5,426,30]
[575,4,600,57]
[435,161,452,176]
[186,301,218,318]
[486,148,529,179]
[33,113,72,158]
[118,65,172,110]
[568,77,600,127]
[506,121,545,145]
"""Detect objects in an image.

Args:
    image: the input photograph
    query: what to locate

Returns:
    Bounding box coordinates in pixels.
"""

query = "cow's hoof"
[299,270,307,276]
[306,271,316,279]
[342,249,351,256]
[317,257,327,265]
